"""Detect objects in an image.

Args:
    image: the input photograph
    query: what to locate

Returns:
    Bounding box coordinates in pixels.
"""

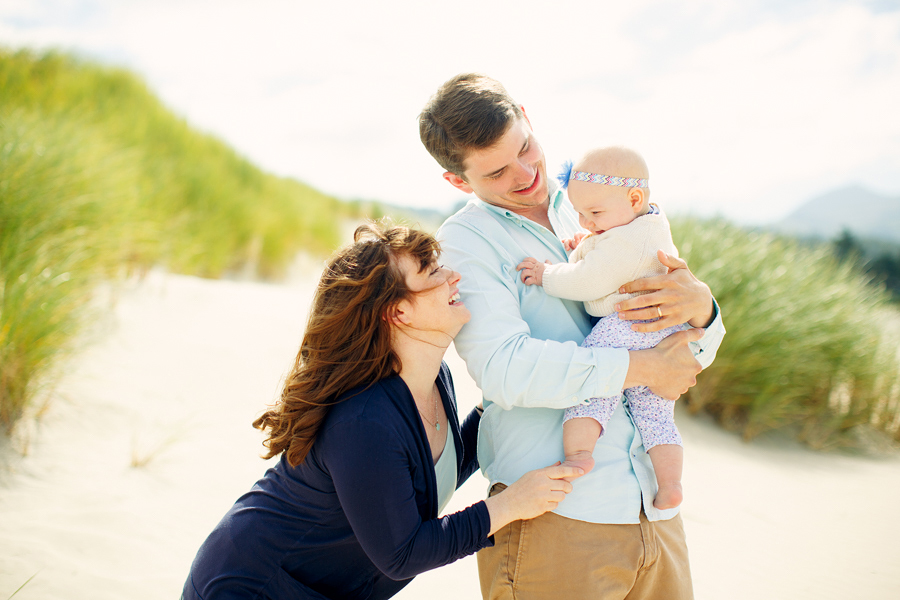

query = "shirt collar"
[473,177,565,223]
[548,178,564,211]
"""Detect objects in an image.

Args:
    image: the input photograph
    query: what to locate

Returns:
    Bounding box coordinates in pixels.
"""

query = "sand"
[1,269,899,599]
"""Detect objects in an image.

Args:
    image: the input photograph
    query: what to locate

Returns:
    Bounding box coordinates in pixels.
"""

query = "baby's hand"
[516,257,550,286]
[562,232,588,252]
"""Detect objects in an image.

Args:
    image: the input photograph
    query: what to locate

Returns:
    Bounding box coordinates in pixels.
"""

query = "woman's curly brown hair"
[253,221,440,467]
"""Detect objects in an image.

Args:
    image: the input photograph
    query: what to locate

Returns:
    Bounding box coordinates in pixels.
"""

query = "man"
[418,73,725,599]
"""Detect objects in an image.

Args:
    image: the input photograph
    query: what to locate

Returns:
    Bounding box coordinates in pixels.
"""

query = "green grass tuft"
[1,48,366,434]
[673,217,900,450]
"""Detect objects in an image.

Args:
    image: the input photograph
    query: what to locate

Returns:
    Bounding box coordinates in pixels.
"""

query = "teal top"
[437,183,725,524]
[434,429,459,514]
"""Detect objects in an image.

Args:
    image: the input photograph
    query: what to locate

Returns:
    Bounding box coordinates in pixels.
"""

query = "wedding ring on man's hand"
[656,306,663,318]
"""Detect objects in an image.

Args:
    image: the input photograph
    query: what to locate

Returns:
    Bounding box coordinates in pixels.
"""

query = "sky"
[2,0,899,224]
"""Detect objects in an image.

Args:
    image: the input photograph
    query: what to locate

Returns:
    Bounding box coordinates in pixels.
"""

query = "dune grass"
[6,571,38,599]
[673,217,900,450]
[0,48,358,434]
[0,111,127,428]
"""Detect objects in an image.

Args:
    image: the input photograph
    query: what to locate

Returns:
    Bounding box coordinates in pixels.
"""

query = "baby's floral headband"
[556,160,649,190]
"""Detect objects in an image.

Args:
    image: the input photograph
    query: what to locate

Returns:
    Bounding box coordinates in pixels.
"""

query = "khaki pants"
[477,485,693,600]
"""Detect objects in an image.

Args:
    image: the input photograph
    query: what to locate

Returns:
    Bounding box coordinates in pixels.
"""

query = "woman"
[183,222,581,599]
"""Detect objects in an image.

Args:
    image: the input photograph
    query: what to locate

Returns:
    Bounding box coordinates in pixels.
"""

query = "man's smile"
[512,169,541,195]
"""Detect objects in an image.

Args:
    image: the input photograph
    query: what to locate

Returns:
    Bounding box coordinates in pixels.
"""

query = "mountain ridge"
[773,185,900,243]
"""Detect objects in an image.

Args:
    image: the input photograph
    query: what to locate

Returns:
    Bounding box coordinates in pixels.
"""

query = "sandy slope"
[1,271,898,599]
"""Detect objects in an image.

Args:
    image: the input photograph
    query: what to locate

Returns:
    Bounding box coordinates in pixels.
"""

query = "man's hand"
[615,250,714,332]
[625,328,705,400]
[517,257,550,286]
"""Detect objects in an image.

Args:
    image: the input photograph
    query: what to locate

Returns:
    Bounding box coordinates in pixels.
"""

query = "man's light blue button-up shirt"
[437,185,725,524]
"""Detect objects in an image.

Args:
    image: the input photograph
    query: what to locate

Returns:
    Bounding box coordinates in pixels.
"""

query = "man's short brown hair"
[418,73,524,177]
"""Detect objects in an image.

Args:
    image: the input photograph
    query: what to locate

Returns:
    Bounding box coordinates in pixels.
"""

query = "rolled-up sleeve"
[692,299,725,370]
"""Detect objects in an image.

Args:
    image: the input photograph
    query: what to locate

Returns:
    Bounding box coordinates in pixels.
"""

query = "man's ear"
[629,188,646,213]
[443,171,473,194]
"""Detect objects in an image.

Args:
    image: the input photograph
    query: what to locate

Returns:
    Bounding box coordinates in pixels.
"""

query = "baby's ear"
[629,187,646,212]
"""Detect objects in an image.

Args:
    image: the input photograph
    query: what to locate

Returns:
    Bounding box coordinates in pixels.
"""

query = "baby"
[517,146,690,510]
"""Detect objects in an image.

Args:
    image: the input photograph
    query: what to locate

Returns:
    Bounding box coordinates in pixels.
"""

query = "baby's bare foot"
[653,482,683,509]
[562,451,595,482]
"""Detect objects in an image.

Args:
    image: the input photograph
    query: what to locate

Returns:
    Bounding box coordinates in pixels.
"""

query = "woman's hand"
[484,463,583,536]
[615,250,715,332]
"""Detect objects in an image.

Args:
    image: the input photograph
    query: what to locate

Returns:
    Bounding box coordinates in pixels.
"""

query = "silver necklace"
[417,386,440,431]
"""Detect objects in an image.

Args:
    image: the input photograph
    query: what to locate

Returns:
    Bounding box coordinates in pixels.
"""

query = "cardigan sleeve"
[325,417,492,581]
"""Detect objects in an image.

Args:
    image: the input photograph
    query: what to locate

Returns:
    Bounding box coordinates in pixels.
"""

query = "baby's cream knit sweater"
[542,208,678,317]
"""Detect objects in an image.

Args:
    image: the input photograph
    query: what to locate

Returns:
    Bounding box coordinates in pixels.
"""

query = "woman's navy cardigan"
[183,363,493,599]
